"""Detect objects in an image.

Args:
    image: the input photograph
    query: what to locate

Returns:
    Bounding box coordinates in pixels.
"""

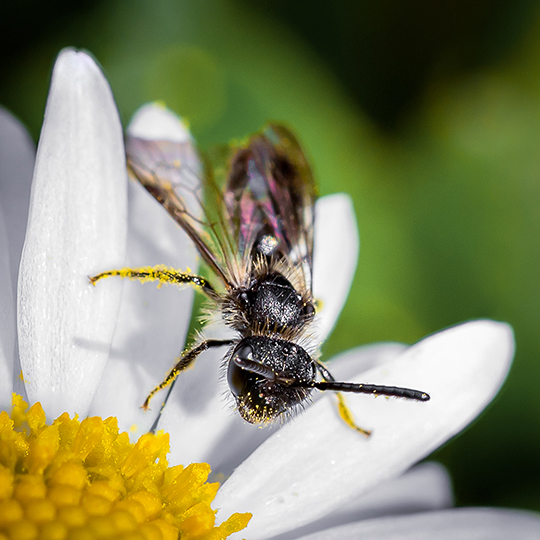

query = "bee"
[91,123,429,437]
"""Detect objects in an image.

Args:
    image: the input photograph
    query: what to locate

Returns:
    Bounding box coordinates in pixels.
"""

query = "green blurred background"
[1,0,539,513]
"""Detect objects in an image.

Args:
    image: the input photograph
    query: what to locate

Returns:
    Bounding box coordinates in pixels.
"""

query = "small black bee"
[91,123,429,436]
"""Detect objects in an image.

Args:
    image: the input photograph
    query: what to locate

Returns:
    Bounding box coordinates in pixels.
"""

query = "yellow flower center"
[0,395,250,540]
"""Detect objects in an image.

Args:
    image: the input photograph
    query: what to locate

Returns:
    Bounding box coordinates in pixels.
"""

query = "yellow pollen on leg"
[0,395,251,540]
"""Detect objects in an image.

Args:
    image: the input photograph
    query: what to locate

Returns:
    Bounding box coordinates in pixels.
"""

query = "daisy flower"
[0,48,539,539]
[0,49,248,540]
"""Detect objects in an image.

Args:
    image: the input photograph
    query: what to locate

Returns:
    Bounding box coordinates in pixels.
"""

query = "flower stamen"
[0,395,251,540]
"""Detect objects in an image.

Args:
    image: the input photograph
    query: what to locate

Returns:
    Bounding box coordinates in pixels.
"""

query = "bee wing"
[125,136,235,288]
[224,124,316,290]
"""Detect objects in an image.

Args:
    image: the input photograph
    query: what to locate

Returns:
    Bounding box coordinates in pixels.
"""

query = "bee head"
[227,336,316,424]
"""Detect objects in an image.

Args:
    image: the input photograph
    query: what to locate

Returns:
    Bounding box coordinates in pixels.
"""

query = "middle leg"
[143,338,235,410]
[315,361,372,437]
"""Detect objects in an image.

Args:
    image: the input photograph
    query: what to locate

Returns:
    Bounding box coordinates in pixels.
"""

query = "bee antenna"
[295,379,430,401]
[310,380,430,401]
[233,356,277,381]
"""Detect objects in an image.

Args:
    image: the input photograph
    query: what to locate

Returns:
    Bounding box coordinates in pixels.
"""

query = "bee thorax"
[244,272,313,333]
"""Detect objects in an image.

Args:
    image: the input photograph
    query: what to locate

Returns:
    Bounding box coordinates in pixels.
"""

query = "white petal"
[0,106,35,285]
[216,320,514,539]
[0,207,15,409]
[90,104,199,435]
[128,102,192,142]
[274,462,453,540]
[294,508,540,540]
[312,193,359,342]
[17,49,127,419]
[347,461,453,519]
[0,107,35,408]
[324,342,407,382]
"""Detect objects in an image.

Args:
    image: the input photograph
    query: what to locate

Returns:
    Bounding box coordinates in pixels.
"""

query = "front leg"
[89,265,219,300]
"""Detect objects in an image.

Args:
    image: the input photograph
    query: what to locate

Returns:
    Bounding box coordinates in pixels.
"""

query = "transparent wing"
[126,124,316,292]
[223,124,316,291]
[125,136,235,288]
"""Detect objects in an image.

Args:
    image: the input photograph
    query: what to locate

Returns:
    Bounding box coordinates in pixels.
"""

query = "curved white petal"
[323,342,407,382]
[345,461,453,520]
[90,104,200,435]
[312,194,359,343]
[294,508,540,540]
[0,108,35,409]
[0,207,15,409]
[0,106,35,285]
[0,107,35,408]
[128,102,192,142]
[274,462,453,540]
[216,320,514,539]
[17,49,127,419]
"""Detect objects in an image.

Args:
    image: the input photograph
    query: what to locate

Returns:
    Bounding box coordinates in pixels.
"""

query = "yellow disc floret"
[0,395,250,540]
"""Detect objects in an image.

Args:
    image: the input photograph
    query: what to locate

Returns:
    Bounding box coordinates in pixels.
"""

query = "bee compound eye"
[228,344,254,397]
[303,301,315,318]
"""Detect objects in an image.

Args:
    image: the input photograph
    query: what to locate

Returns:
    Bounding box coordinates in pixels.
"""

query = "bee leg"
[315,361,372,438]
[145,338,234,433]
[89,265,219,299]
